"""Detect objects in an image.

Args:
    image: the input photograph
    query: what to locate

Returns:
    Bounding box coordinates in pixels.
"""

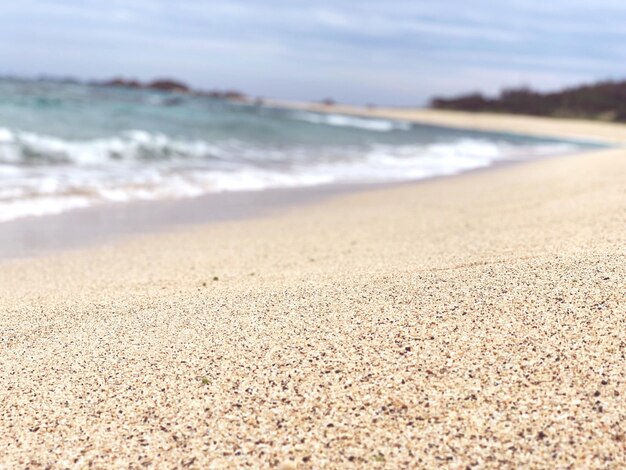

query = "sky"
[1,0,626,105]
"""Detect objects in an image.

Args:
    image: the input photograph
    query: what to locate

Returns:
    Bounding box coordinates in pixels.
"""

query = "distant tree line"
[430,80,626,122]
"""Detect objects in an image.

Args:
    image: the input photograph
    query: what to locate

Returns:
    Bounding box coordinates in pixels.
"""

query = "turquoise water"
[0,78,590,222]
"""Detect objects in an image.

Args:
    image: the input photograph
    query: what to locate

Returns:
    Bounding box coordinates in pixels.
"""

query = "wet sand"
[0,183,368,260]
[1,109,625,468]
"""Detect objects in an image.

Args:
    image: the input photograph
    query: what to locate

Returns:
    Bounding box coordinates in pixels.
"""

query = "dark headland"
[431,79,626,122]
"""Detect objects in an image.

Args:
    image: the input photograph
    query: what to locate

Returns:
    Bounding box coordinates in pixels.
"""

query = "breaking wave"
[0,126,579,223]
[0,128,224,165]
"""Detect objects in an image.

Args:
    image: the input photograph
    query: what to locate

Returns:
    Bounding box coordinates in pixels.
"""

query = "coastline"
[1,110,625,467]
[0,145,591,261]
[270,100,626,144]
[0,105,611,260]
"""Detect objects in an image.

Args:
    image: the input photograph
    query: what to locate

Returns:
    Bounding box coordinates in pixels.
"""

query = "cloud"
[1,0,625,104]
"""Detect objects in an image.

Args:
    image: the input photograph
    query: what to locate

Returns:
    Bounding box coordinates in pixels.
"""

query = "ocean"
[0,78,592,223]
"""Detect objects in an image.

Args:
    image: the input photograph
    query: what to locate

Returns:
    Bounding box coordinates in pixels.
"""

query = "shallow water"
[0,78,593,222]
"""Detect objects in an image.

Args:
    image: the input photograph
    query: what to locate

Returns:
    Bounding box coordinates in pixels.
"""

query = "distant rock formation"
[147,79,190,93]
[99,77,188,92]
[95,77,246,101]
[100,78,142,88]
[222,90,246,101]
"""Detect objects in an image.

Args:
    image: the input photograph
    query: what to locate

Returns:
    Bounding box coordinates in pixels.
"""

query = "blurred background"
[2,0,625,105]
[0,1,618,231]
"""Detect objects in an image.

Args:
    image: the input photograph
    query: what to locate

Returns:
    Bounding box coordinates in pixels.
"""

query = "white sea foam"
[0,196,92,223]
[291,112,412,131]
[0,127,225,165]
[0,127,581,223]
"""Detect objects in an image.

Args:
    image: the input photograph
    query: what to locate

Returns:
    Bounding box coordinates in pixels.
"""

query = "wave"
[0,127,580,223]
[290,112,412,132]
[0,128,223,165]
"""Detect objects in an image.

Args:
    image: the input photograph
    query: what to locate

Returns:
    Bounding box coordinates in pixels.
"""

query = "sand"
[1,109,625,468]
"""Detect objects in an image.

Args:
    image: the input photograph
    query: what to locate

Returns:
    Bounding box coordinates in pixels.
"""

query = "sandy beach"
[1,109,625,468]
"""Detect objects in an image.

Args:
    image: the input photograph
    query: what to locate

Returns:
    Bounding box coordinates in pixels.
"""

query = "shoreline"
[1,110,625,467]
[0,146,591,261]
[0,105,614,260]
[270,100,626,144]
[0,182,366,260]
